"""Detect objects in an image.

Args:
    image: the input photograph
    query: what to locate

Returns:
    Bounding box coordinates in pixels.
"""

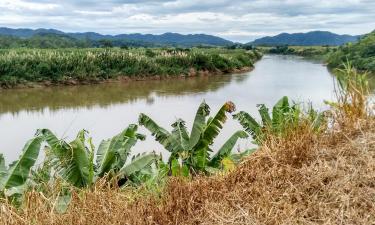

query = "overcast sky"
[0,0,374,42]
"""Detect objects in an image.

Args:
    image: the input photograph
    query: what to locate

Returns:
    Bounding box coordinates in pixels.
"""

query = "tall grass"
[0,48,262,87]
[325,62,371,131]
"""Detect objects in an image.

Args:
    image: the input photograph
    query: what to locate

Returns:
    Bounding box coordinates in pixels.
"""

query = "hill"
[0,27,233,47]
[327,30,375,72]
[249,31,360,46]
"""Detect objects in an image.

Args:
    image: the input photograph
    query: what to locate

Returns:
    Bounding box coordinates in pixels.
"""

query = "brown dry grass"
[1,114,374,225]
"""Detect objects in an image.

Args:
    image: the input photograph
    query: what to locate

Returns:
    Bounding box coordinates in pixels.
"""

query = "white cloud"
[0,0,58,11]
[0,0,374,42]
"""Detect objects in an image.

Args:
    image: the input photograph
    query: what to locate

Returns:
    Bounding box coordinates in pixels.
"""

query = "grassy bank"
[327,30,375,72]
[0,48,262,88]
[261,30,375,73]
[262,45,335,60]
[0,64,374,224]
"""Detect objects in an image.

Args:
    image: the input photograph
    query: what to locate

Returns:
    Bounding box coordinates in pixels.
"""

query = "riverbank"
[259,30,375,73]
[0,54,336,161]
[0,65,253,90]
[0,58,373,224]
[260,46,334,61]
[0,48,262,89]
[2,98,374,225]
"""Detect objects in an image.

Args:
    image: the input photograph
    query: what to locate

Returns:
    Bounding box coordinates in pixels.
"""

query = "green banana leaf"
[0,137,42,191]
[139,113,184,154]
[188,101,210,149]
[119,153,157,177]
[40,129,92,188]
[191,102,235,170]
[171,119,190,151]
[0,154,6,180]
[233,111,262,143]
[209,130,248,168]
[96,124,145,176]
[257,104,272,127]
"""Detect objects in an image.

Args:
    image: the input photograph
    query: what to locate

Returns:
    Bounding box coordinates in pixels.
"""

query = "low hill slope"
[250,31,360,46]
[328,30,375,72]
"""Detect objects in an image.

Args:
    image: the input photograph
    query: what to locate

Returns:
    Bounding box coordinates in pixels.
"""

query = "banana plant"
[138,101,249,175]
[234,96,324,145]
[0,136,43,197]
[38,124,158,188]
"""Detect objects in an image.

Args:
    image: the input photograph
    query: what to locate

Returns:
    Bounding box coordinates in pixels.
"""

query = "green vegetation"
[39,125,157,188]
[0,34,162,49]
[0,28,233,48]
[0,125,158,207]
[0,48,262,88]
[0,97,316,208]
[0,62,373,225]
[327,30,375,72]
[139,101,249,175]
[234,96,324,145]
[266,45,336,59]
[0,137,42,195]
[0,100,258,207]
[261,30,375,73]
[0,92,334,209]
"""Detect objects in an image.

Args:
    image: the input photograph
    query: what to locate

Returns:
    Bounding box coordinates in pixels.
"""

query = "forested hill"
[0,27,233,48]
[249,31,360,46]
[327,30,375,72]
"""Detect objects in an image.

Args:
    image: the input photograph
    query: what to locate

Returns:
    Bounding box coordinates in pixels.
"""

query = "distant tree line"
[0,33,234,49]
[0,34,175,49]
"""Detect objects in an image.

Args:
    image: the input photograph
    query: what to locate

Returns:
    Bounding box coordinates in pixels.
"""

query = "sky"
[0,0,374,43]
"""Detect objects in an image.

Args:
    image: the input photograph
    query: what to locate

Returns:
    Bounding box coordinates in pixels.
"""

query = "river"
[0,55,336,162]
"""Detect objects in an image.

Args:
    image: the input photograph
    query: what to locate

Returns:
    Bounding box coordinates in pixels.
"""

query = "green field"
[0,48,262,88]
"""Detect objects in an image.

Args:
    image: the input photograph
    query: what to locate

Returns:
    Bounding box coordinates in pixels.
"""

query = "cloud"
[0,0,374,42]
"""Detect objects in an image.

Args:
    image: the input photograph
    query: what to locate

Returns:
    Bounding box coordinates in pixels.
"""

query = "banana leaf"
[209,130,248,168]
[0,137,42,191]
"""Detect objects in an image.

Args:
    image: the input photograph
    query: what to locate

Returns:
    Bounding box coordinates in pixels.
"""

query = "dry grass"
[1,114,374,224]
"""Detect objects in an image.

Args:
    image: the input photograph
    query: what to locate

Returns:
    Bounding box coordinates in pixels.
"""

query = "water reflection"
[0,55,337,162]
[0,75,235,115]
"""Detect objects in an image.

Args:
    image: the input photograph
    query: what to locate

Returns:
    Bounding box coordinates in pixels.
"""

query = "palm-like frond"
[171,119,190,151]
[139,113,184,154]
[209,130,248,168]
[191,101,236,170]
[0,137,42,191]
[67,133,92,187]
[257,104,271,127]
[272,96,290,132]
[119,153,158,177]
[0,155,6,179]
[200,101,235,146]
[39,129,92,187]
[188,101,210,149]
[233,111,262,142]
[96,124,145,176]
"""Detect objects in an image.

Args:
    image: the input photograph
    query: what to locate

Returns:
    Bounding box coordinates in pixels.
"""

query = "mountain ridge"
[249,31,361,46]
[0,27,233,47]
